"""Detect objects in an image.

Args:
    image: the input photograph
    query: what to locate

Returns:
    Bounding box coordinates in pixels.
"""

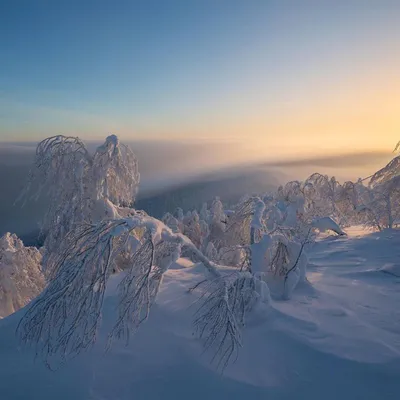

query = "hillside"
[0,228,399,399]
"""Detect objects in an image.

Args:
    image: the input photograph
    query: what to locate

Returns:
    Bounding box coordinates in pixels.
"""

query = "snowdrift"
[1,230,400,399]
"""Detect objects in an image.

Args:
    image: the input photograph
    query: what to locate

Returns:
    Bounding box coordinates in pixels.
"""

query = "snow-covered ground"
[1,228,400,399]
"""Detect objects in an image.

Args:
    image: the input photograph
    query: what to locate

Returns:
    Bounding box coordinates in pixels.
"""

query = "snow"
[250,198,265,229]
[0,233,44,318]
[1,230,400,399]
[380,263,400,277]
[312,216,346,235]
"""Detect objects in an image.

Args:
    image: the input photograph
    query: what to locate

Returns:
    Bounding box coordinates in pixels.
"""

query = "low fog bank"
[0,139,392,241]
[258,150,392,182]
[136,165,284,218]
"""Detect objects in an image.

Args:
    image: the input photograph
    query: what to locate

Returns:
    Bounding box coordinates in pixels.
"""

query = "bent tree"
[17,135,277,370]
[17,134,332,370]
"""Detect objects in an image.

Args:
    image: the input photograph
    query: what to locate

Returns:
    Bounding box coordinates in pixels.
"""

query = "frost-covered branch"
[17,221,120,366]
[16,214,222,367]
[193,271,258,370]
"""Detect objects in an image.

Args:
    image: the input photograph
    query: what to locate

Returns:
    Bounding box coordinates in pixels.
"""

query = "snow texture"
[0,229,400,399]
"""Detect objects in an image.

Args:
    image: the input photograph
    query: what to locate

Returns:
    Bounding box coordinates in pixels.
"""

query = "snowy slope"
[1,230,400,399]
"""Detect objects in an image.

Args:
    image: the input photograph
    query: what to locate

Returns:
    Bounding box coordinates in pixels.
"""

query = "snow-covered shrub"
[203,194,314,300]
[218,246,246,266]
[263,233,310,299]
[0,233,44,318]
[180,193,316,300]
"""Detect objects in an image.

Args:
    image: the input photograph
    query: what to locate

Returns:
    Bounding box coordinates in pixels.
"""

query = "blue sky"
[1,0,400,158]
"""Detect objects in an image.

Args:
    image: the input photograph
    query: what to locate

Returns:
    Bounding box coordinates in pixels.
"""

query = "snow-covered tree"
[302,173,340,220]
[347,151,400,231]
[161,212,181,233]
[16,133,364,372]
[357,176,400,230]
[0,233,44,318]
[16,135,274,369]
[207,197,226,250]
[17,210,268,369]
[200,202,210,223]
[182,210,203,249]
[19,135,140,264]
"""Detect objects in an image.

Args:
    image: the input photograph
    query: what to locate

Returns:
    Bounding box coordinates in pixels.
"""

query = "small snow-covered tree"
[335,181,359,225]
[204,241,218,261]
[264,232,311,299]
[182,210,203,249]
[161,212,181,233]
[200,202,210,222]
[369,154,400,188]
[251,192,315,300]
[207,197,226,250]
[19,135,140,263]
[303,173,340,220]
[0,233,44,318]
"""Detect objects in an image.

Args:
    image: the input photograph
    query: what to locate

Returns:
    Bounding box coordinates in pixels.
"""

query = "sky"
[1,0,400,162]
